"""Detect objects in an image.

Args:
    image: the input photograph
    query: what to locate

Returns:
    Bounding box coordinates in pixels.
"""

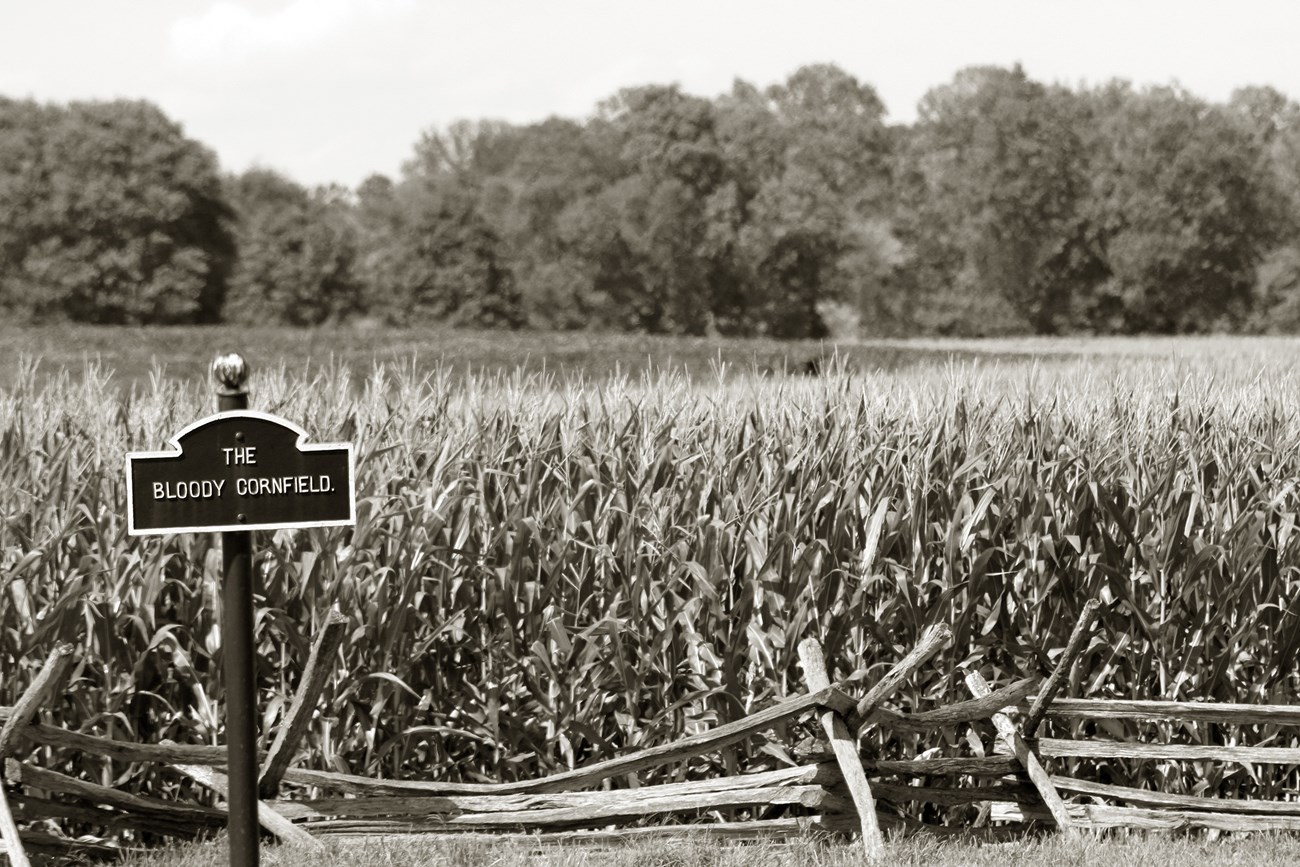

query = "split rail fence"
[6,599,1300,864]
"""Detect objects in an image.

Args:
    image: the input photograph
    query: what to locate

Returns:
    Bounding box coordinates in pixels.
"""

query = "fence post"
[259,609,348,798]
[0,645,75,758]
[0,643,75,867]
[966,670,1076,837]
[0,782,29,867]
[798,638,885,862]
[1024,599,1101,738]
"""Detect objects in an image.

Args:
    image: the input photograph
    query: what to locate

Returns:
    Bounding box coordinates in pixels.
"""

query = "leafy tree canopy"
[0,98,233,323]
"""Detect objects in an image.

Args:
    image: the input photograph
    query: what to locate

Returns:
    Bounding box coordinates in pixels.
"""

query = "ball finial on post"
[211,353,249,397]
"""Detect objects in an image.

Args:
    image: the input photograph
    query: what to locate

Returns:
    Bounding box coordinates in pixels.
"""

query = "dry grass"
[114,831,1300,867]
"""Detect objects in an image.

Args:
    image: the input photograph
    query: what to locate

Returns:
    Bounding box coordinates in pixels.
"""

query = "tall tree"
[1084,85,1276,332]
[563,85,729,334]
[354,118,526,328]
[481,117,618,329]
[223,169,363,325]
[356,170,522,328]
[767,63,891,210]
[0,98,234,323]
[901,65,1091,333]
[0,98,55,319]
[1229,87,1300,332]
[737,65,897,336]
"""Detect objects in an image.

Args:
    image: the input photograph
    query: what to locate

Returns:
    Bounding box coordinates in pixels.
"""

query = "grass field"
[9,324,1300,387]
[112,830,1300,867]
[10,327,1300,861]
[2,324,941,386]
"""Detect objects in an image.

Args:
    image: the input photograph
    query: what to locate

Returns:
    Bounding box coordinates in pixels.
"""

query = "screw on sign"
[125,354,356,867]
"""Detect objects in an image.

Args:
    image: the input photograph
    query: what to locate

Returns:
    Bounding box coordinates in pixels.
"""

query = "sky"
[4,1,1300,190]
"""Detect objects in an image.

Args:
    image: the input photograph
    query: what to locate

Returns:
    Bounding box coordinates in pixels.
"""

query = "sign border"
[126,409,357,536]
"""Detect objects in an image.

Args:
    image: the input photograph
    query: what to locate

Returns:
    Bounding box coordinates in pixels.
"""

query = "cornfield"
[6,347,1300,803]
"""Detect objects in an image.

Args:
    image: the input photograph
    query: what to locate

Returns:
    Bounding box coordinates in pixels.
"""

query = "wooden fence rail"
[1044,698,1300,725]
[0,627,934,862]
[11,599,1300,861]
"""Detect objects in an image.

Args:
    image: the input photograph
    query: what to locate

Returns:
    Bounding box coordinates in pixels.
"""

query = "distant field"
[0,324,917,386]
[10,325,1300,389]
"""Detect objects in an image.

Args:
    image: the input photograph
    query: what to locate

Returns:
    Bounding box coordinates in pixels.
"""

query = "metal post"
[213,353,259,867]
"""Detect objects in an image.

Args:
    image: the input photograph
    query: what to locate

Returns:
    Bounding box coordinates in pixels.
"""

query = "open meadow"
[8,327,1300,863]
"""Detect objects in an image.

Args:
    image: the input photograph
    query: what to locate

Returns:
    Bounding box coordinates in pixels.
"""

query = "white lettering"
[232,474,338,496]
[154,479,227,500]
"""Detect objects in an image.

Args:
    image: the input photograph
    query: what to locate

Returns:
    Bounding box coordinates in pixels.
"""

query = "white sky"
[3,1,1299,189]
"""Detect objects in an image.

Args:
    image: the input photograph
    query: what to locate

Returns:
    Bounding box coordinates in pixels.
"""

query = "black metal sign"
[126,410,355,535]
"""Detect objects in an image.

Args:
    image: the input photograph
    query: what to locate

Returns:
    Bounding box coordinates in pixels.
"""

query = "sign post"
[126,353,355,867]
[214,354,258,867]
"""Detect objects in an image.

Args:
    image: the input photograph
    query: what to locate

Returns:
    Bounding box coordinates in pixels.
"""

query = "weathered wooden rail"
[848,599,1300,835]
[8,598,1300,863]
[0,620,948,864]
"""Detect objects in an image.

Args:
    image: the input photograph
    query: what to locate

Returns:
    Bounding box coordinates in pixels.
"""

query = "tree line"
[3,63,1299,336]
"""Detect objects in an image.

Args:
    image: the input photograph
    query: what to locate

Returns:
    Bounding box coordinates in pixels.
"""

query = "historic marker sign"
[126,410,355,535]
